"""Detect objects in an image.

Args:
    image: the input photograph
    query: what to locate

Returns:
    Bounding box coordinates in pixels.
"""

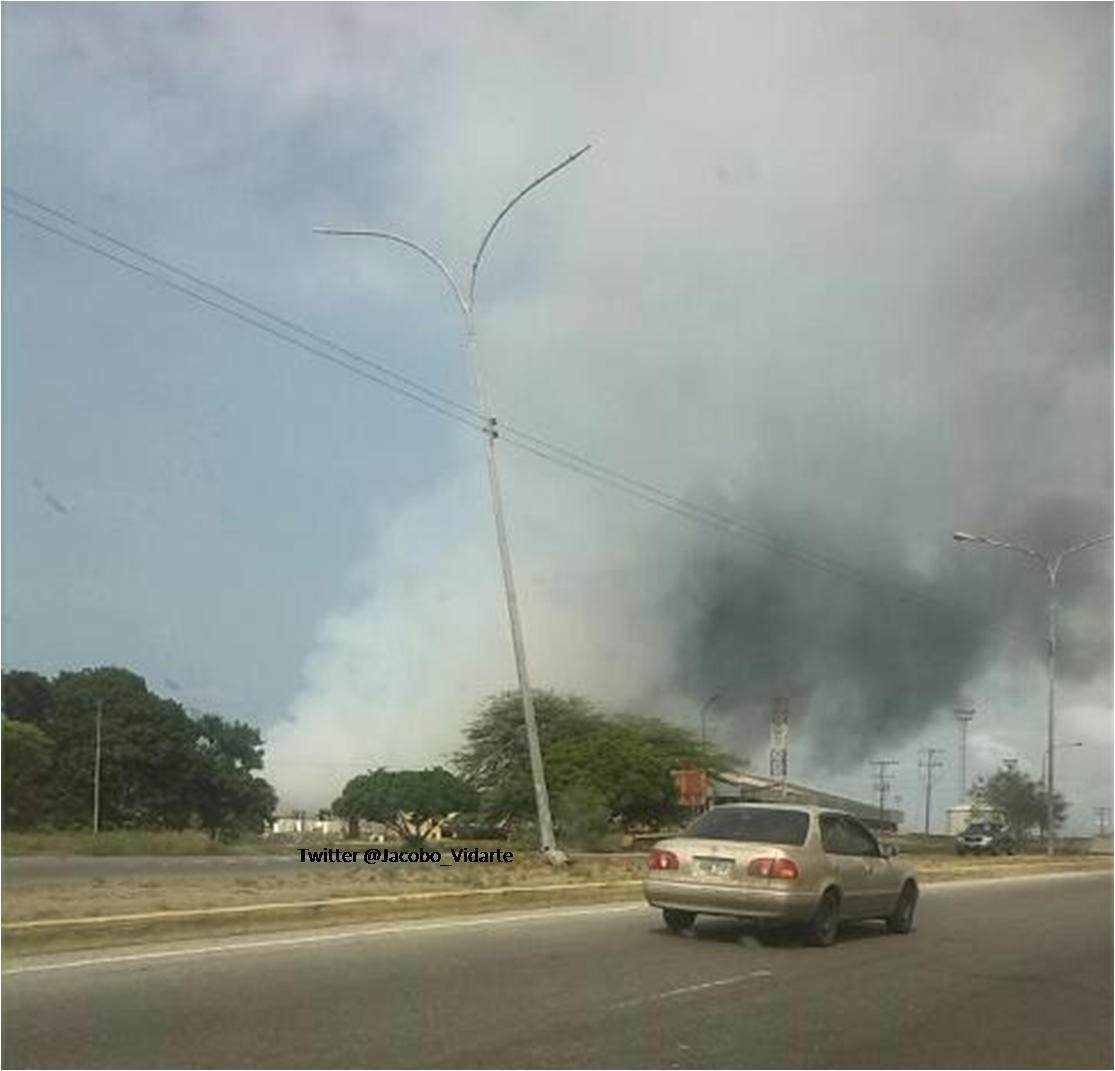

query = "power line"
[2,203,486,435]
[498,425,979,623]
[0,190,1029,631]
[4,186,486,426]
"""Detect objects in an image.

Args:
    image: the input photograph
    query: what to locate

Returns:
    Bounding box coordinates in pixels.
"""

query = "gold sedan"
[644,803,918,946]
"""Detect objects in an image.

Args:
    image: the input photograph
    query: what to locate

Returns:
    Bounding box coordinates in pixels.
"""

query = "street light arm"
[1052,533,1113,576]
[312,228,469,320]
[468,144,592,309]
[952,531,1046,565]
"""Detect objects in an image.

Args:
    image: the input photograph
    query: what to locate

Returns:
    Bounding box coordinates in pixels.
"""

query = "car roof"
[706,802,852,818]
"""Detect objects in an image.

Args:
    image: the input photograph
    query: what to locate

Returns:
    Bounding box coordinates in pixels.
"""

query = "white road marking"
[611,969,774,1009]
[2,902,650,978]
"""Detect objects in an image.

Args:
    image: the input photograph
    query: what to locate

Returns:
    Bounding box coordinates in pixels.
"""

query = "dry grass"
[2,853,648,923]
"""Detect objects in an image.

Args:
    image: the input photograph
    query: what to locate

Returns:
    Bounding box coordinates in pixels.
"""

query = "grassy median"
[3,846,1110,958]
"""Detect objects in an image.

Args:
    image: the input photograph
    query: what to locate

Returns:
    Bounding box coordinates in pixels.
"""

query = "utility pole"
[770,697,789,798]
[953,707,975,804]
[1095,807,1111,838]
[870,760,899,831]
[92,700,103,836]
[919,748,945,835]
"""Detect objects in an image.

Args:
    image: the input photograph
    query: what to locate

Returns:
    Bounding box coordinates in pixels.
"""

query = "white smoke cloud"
[104,4,1102,818]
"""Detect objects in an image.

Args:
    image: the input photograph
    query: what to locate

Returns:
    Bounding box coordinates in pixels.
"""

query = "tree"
[44,667,200,829]
[192,715,277,841]
[2,719,55,829]
[973,764,1067,840]
[333,767,478,847]
[1,671,52,723]
[0,666,278,839]
[454,691,603,825]
[455,691,735,835]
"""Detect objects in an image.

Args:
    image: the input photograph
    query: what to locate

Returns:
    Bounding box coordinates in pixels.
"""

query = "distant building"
[709,770,904,833]
[268,812,456,842]
[269,812,348,838]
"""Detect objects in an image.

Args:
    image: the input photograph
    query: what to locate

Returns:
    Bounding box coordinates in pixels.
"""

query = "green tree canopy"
[333,767,478,847]
[973,764,1067,839]
[1,666,277,838]
[192,714,277,841]
[2,719,55,829]
[2,670,52,723]
[454,691,735,835]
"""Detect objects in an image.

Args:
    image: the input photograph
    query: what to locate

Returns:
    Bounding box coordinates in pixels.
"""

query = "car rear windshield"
[684,807,810,846]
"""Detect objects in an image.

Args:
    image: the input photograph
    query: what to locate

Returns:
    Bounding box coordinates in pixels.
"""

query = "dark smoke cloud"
[671,491,1111,774]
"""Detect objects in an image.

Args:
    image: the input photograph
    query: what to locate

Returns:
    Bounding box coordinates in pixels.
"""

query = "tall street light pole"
[953,707,975,804]
[953,530,1112,855]
[698,694,721,748]
[316,146,591,864]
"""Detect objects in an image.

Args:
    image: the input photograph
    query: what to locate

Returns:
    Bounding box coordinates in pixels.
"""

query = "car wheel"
[806,890,841,947]
[886,881,918,935]
[662,909,696,934]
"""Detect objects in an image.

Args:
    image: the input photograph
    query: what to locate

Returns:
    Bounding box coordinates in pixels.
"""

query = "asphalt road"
[3,872,1110,1069]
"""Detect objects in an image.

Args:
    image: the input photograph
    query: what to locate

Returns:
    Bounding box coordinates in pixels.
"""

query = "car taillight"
[747,856,799,881]
[648,849,680,871]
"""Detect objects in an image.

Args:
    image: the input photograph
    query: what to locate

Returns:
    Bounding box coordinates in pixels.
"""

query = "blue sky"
[3,4,1111,831]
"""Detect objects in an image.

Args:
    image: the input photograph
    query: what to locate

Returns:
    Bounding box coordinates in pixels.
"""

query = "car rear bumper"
[644,877,820,921]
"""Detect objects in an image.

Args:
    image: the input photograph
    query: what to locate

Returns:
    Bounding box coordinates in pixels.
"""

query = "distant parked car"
[955,822,1015,856]
[643,804,918,946]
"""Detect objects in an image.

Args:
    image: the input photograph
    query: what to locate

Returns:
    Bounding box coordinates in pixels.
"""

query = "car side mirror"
[879,843,899,858]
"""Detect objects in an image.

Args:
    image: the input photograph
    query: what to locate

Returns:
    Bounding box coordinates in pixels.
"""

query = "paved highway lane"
[3,872,1110,1069]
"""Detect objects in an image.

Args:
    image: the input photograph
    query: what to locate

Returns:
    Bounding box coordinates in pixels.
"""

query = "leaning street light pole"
[953,530,1113,855]
[316,145,591,864]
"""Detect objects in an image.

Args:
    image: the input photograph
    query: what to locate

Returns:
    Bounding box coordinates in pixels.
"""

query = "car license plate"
[694,858,734,878]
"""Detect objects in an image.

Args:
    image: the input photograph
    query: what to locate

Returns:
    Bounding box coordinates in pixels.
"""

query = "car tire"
[662,909,696,934]
[805,889,841,947]
[886,881,918,935]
